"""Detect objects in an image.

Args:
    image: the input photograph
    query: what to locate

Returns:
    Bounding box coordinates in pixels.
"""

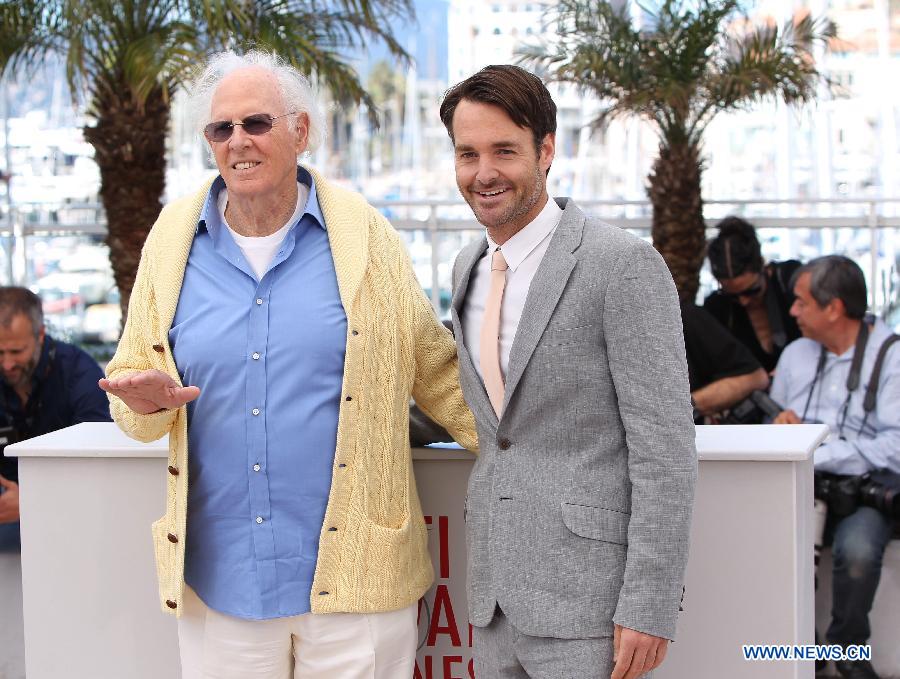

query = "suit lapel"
[502,199,583,411]
[452,237,499,425]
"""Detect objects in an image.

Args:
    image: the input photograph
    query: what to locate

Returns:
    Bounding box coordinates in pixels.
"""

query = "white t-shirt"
[218,181,310,281]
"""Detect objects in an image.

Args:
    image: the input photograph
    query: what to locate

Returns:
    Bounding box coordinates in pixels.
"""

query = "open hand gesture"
[99,370,200,415]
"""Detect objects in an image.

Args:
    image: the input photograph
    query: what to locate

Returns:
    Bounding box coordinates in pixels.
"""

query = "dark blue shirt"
[0,335,111,483]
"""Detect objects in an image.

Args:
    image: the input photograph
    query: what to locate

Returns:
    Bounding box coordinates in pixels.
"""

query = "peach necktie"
[480,248,508,417]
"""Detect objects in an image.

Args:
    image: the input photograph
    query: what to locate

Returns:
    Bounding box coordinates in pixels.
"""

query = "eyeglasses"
[720,274,764,300]
[203,112,295,142]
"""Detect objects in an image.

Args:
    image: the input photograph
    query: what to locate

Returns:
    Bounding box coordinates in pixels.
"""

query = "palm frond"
[519,0,834,147]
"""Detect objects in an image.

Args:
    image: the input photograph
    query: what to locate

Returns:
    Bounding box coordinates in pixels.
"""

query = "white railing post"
[428,204,441,313]
[868,200,879,313]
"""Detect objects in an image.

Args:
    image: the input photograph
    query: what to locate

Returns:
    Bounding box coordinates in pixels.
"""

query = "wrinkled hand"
[99,370,200,415]
[774,409,801,425]
[611,624,668,679]
[0,475,20,523]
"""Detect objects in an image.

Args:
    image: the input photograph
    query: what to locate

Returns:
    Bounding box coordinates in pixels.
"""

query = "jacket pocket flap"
[561,503,629,545]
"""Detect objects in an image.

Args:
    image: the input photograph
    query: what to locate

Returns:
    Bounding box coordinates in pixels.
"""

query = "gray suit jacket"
[451,198,697,641]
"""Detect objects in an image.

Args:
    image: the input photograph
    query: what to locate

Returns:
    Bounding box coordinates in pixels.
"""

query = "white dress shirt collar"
[485,197,563,272]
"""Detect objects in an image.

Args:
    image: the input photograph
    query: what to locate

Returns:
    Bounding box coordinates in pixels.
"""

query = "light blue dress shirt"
[770,319,900,475]
[169,167,347,619]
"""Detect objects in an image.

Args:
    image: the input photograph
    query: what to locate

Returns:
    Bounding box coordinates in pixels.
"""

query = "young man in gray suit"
[440,65,697,679]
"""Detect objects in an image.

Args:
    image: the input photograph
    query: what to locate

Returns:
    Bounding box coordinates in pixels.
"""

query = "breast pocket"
[540,324,596,347]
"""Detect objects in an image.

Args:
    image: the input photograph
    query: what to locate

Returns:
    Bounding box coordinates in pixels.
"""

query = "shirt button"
[252,352,260,360]
[253,463,261,472]
[256,298,263,305]
[252,408,260,416]
[256,516,263,524]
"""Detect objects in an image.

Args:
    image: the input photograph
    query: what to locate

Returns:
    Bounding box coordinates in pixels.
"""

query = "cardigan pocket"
[151,517,171,584]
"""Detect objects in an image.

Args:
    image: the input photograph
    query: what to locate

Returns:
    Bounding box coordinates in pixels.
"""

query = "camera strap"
[858,333,900,434]
[802,322,869,424]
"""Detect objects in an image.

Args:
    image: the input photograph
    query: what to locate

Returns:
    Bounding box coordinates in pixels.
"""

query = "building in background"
[1,0,899,324]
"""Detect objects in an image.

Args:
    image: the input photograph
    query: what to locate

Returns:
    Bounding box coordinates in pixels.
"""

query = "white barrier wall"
[7,422,831,679]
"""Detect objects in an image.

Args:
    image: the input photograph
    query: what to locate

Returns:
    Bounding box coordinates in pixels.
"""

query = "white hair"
[188,50,326,156]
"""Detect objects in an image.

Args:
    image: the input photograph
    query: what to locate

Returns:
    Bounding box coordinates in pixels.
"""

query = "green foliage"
[519,0,835,146]
[0,0,414,113]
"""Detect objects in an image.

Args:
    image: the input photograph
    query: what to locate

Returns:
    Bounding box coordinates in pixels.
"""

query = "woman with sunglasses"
[703,216,802,373]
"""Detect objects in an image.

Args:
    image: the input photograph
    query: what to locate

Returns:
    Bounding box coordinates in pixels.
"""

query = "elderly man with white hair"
[99,50,477,679]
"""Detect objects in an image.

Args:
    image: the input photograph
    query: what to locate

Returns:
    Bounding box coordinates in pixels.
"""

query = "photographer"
[0,287,111,551]
[771,256,899,679]
[681,301,770,419]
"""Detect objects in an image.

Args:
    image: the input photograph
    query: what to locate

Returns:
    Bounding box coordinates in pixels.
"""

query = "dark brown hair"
[439,65,557,152]
[707,216,764,280]
[0,287,43,336]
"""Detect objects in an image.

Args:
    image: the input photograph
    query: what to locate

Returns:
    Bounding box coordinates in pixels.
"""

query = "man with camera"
[0,287,111,551]
[771,256,900,679]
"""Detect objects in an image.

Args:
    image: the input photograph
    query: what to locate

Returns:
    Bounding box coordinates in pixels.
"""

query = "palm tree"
[519,0,835,300]
[0,0,412,315]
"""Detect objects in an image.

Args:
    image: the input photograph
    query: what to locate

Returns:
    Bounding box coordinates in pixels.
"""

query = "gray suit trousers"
[475,607,649,679]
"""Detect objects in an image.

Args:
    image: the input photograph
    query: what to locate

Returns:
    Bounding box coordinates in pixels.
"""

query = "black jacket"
[703,260,802,373]
[0,336,111,483]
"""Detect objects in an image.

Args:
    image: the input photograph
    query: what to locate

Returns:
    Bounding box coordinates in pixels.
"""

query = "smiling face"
[450,99,554,241]
[207,67,308,203]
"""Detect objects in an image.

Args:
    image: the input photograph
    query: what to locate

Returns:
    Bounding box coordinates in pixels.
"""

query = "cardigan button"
[152,344,165,353]
[318,591,329,596]
[498,438,512,450]
[165,600,177,609]
[167,533,178,544]
[167,466,179,476]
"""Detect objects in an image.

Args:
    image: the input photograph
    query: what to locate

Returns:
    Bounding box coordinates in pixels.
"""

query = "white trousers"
[177,586,418,679]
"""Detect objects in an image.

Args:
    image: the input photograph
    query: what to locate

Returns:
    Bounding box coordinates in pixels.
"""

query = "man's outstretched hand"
[612,624,669,679]
[99,370,200,415]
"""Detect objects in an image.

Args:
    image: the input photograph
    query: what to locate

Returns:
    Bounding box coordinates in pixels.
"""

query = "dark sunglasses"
[203,112,295,142]
[720,275,764,300]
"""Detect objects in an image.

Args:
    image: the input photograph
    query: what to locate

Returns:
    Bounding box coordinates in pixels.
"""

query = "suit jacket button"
[165,600,177,609]
[498,438,511,450]
[167,533,178,543]
[152,344,165,353]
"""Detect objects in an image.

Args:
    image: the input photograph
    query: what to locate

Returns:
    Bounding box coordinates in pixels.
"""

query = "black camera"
[721,390,784,425]
[815,471,900,521]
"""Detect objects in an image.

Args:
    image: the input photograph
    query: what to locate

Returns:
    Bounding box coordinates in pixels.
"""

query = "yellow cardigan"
[107,167,478,617]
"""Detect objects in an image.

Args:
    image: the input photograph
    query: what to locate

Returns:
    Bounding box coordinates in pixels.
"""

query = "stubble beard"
[464,165,545,235]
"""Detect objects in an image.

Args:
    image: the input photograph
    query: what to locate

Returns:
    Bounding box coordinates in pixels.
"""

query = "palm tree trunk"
[82,86,168,322]
[647,140,706,302]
